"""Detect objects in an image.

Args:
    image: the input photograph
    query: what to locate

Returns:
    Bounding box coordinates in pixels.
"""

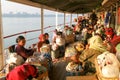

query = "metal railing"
[3,22,71,49]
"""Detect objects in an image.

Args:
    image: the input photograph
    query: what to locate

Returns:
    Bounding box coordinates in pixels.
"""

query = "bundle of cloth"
[65,42,84,76]
[5,53,24,74]
[6,53,24,65]
[97,51,120,78]
[78,35,107,74]
[27,44,52,71]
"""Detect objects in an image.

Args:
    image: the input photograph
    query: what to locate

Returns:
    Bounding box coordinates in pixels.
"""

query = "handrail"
[3,29,41,39]
[3,22,71,39]
[27,30,54,42]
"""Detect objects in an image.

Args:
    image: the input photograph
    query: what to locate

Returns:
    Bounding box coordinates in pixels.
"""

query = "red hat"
[105,27,114,36]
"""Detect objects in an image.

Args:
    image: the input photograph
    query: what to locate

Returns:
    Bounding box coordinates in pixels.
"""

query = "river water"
[2,16,76,48]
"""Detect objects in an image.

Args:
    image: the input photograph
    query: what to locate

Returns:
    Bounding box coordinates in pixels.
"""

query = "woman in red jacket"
[6,63,38,80]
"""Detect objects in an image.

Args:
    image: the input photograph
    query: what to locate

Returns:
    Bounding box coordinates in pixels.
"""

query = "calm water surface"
[3,16,76,48]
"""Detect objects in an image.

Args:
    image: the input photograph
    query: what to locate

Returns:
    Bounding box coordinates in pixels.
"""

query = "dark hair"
[44,33,49,36]
[16,36,25,43]
[56,32,62,35]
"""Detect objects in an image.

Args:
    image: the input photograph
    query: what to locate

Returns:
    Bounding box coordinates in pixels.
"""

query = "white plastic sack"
[6,53,24,65]
[102,65,119,78]
[97,51,120,68]
[97,51,120,78]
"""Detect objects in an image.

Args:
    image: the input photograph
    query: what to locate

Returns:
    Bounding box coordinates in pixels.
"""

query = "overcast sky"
[1,0,57,14]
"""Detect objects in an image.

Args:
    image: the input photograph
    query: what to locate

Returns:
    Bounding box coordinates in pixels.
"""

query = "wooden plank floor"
[66,75,98,80]
[50,59,68,80]
[50,59,98,80]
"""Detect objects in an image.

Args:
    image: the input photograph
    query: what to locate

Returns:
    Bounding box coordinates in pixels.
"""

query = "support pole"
[77,13,79,18]
[115,3,118,31]
[41,8,44,34]
[70,14,72,27]
[0,0,4,70]
[64,13,66,26]
[56,12,58,29]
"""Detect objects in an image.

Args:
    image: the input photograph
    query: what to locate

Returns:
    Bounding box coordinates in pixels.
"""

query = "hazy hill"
[2,12,64,17]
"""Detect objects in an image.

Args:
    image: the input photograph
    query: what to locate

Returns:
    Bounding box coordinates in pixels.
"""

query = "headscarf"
[74,41,84,52]
[39,34,45,41]
[105,27,114,36]
[88,35,107,52]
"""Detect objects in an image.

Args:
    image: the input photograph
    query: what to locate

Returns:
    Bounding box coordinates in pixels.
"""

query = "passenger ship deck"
[0,0,120,80]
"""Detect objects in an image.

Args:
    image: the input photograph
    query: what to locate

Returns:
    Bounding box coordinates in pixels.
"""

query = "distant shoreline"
[2,14,66,17]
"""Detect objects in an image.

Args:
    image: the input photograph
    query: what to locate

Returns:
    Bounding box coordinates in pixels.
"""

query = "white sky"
[1,0,57,14]
[1,0,78,16]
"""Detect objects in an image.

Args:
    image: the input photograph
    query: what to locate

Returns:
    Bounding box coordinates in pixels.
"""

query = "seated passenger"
[15,36,35,61]
[83,28,93,46]
[37,34,46,52]
[6,63,38,80]
[44,33,50,44]
[51,32,65,61]
[105,27,120,53]
[52,29,58,43]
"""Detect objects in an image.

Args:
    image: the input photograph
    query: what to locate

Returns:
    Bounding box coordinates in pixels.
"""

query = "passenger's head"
[56,31,62,37]
[44,33,49,40]
[87,28,93,34]
[105,27,114,38]
[16,36,26,46]
[64,25,69,30]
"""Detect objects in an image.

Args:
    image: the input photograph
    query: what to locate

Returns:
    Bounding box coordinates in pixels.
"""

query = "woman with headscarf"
[6,63,38,80]
[37,34,46,52]
[105,27,120,53]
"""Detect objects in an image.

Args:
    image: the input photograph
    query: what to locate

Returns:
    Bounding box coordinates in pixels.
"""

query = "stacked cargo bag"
[95,51,120,80]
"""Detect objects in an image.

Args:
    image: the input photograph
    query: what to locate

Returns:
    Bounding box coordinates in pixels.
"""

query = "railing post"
[41,8,44,34]
[77,13,79,18]
[64,13,66,27]
[70,13,72,27]
[0,0,4,70]
[56,12,58,29]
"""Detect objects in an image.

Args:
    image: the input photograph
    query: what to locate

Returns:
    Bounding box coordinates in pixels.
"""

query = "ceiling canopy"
[30,0,103,13]
[8,0,119,13]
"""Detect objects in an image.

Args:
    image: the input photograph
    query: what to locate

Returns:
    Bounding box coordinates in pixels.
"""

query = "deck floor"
[50,59,98,80]
[50,59,68,80]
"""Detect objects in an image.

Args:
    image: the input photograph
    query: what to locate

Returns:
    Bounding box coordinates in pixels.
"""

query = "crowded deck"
[0,0,120,80]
